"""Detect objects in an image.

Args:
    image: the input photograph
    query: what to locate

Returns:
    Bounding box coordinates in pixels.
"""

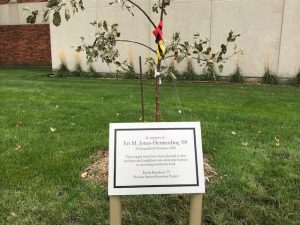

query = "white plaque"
[108,122,205,195]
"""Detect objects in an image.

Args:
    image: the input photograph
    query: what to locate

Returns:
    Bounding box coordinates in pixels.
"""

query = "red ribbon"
[153,21,164,42]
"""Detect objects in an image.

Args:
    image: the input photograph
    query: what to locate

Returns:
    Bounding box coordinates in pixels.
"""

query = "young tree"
[26,0,241,122]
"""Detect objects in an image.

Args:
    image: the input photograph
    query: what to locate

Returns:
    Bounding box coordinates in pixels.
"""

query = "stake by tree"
[26,0,241,122]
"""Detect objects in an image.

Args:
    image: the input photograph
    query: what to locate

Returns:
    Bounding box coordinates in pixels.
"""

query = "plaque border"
[113,128,199,189]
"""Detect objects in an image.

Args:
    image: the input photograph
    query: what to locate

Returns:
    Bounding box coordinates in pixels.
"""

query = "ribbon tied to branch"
[153,21,166,64]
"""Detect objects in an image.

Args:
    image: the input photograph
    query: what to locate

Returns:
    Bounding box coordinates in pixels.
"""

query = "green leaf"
[103,20,108,31]
[174,32,180,40]
[90,21,97,26]
[204,47,211,55]
[65,9,70,21]
[218,64,224,73]
[227,30,234,42]
[111,23,118,28]
[152,3,159,13]
[221,44,227,54]
[43,10,50,22]
[47,0,59,8]
[32,10,38,16]
[53,11,61,26]
[26,15,37,24]
[26,10,38,24]
[217,54,223,63]
[76,46,82,52]
[114,61,121,66]
[176,55,184,63]
[79,0,85,10]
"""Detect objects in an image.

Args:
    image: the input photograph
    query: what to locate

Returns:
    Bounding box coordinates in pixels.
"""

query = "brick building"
[0,0,51,66]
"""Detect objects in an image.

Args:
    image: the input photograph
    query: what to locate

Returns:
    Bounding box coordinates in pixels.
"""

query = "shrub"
[125,51,137,79]
[288,71,300,87]
[182,59,197,81]
[124,62,137,79]
[56,61,69,77]
[87,65,102,78]
[56,50,70,77]
[71,61,83,77]
[203,65,219,82]
[229,66,245,83]
[163,61,179,82]
[262,67,280,85]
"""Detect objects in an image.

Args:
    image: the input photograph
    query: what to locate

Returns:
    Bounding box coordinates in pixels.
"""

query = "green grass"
[0,68,299,225]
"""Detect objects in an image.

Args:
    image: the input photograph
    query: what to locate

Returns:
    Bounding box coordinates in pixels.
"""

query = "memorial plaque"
[108,122,205,195]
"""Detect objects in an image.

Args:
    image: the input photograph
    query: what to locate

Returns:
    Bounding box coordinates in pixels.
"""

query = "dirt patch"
[81,150,218,186]
[81,151,109,182]
[203,155,218,184]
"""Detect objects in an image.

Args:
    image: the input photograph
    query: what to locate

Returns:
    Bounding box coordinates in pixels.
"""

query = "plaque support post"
[189,194,203,225]
[110,196,122,225]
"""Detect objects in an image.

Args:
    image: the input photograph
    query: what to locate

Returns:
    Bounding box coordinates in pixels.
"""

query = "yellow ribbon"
[156,40,166,64]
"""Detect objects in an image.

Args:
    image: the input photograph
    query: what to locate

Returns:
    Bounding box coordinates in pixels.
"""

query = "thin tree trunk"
[155,1,165,122]
[155,61,161,122]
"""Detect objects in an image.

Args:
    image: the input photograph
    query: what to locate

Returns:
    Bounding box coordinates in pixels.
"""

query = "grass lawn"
[0,68,299,225]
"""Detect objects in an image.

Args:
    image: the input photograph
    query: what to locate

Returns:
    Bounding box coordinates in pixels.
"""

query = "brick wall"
[0,24,51,66]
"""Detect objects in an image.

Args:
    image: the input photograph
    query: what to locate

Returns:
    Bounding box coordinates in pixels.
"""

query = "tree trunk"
[155,60,161,122]
[155,0,165,122]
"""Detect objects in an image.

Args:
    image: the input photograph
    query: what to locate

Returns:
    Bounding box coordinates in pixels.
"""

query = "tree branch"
[191,57,209,63]
[127,0,156,28]
[115,39,156,53]
[163,54,210,64]
[223,49,243,61]
[164,54,176,59]
[160,0,165,22]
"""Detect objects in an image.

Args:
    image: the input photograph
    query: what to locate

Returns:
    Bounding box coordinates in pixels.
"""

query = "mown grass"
[0,68,299,225]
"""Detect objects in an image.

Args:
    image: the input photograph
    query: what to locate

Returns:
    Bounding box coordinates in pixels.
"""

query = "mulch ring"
[81,150,218,186]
